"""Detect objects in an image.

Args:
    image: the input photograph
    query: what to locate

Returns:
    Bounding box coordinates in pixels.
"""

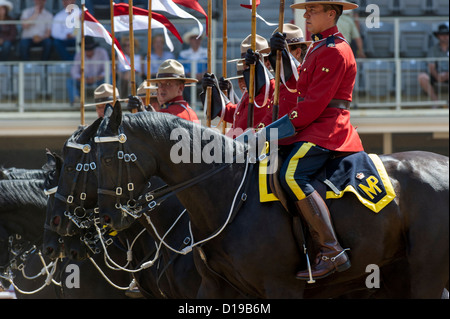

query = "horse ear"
[109,100,123,133]
[42,149,56,171]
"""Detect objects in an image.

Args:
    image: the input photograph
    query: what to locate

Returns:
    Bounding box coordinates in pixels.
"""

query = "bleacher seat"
[362,22,395,58]
[400,21,431,58]
[13,64,45,101]
[362,60,395,97]
[0,65,12,100]
[365,0,399,16]
[430,0,450,16]
[397,0,429,16]
[46,64,71,101]
[401,60,427,96]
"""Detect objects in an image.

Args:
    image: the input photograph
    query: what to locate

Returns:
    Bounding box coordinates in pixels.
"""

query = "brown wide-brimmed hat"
[94,84,119,103]
[260,23,312,54]
[228,34,270,63]
[137,81,158,99]
[148,59,198,84]
[225,62,245,81]
[291,0,358,11]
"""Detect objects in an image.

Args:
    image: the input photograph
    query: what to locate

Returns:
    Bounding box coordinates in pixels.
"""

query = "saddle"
[259,150,396,214]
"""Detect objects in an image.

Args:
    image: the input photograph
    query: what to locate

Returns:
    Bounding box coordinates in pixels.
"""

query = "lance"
[109,0,117,103]
[206,0,213,127]
[128,0,137,111]
[80,0,86,126]
[221,0,228,134]
[146,0,153,106]
[247,0,257,129]
[272,0,285,122]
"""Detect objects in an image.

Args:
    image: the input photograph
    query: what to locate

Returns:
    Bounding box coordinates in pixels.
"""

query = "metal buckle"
[76,163,83,171]
[127,183,134,191]
[116,187,123,196]
[148,201,157,210]
[67,195,74,204]
[80,192,87,200]
[145,193,154,202]
[90,162,96,170]
[130,153,137,162]
[117,151,124,160]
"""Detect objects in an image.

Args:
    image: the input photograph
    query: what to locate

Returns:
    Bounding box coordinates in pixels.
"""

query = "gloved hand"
[201,73,218,91]
[127,95,144,112]
[244,49,261,66]
[218,77,231,92]
[269,32,287,52]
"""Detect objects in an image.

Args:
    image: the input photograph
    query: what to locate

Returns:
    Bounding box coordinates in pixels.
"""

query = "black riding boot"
[294,191,350,280]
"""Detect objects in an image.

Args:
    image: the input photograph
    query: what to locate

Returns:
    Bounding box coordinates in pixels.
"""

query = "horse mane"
[120,111,242,162]
[0,179,47,210]
[0,167,45,180]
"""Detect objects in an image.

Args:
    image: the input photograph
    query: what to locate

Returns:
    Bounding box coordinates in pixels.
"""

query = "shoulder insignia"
[326,35,336,48]
[289,111,298,120]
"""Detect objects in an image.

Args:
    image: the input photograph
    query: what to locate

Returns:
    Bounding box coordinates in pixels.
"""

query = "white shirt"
[20,6,53,39]
[51,7,78,40]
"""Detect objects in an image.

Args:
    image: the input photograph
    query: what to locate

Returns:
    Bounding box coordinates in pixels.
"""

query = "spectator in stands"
[337,10,366,58]
[178,27,208,104]
[67,36,109,106]
[179,27,208,81]
[93,83,119,118]
[418,23,449,108]
[143,34,174,79]
[0,0,17,61]
[19,0,53,61]
[118,35,142,97]
[51,0,78,60]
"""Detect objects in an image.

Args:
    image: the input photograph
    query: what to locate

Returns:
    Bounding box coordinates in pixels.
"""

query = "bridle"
[54,140,99,229]
[95,129,148,217]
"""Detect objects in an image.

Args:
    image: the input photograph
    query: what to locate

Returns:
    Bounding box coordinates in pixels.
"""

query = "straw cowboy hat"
[261,23,312,54]
[291,0,358,11]
[0,0,13,13]
[148,59,198,84]
[182,27,203,43]
[433,24,449,37]
[225,62,245,81]
[137,81,158,98]
[227,34,270,63]
[94,84,119,103]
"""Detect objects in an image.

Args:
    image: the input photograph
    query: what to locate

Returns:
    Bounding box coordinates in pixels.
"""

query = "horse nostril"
[103,215,111,224]
[52,216,60,226]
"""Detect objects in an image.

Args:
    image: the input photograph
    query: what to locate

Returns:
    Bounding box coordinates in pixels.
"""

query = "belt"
[297,97,351,110]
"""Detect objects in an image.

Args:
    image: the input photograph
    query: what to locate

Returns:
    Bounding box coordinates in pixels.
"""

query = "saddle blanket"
[259,151,396,213]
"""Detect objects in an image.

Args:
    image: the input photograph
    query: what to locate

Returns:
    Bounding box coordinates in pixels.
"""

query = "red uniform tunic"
[159,96,199,123]
[224,79,275,137]
[283,26,363,152]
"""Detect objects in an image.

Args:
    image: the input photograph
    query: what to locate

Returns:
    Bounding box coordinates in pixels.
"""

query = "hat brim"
[148,77,198,84]
[291,1,358,10]
[434,32,449,37]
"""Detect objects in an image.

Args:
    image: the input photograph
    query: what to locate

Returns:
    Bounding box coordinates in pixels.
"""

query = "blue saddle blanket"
[322,152,396,213]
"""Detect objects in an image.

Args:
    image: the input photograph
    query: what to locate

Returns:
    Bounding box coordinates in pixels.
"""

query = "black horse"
[49,119,209,298]
[0,176,62,298]
[94,102,449,299]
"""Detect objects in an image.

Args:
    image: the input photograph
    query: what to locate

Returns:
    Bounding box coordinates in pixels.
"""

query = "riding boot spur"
[294,191,350,280]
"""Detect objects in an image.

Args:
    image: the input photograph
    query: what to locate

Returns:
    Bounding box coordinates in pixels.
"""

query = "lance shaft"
[247,0,257,129]
[206,0,213,127]
[272,0,285,122]
[146,0,153,106]
[110,0,117,103]
[80,1,85,126]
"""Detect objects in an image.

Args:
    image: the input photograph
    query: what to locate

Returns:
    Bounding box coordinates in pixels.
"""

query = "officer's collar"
[311,26,339,42]
[161,96,186,109]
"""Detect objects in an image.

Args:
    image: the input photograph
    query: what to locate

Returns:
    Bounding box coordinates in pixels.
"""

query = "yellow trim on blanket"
[259,142,279,202]
[326,154,396,213]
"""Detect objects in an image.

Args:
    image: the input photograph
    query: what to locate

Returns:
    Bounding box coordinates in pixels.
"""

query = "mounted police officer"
[272,0,364,281]
[127,59,199,123]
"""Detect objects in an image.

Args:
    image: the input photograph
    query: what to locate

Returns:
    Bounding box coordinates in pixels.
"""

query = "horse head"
[50,119,102,236]
[95,101,160,231]
[42,150,66,260]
